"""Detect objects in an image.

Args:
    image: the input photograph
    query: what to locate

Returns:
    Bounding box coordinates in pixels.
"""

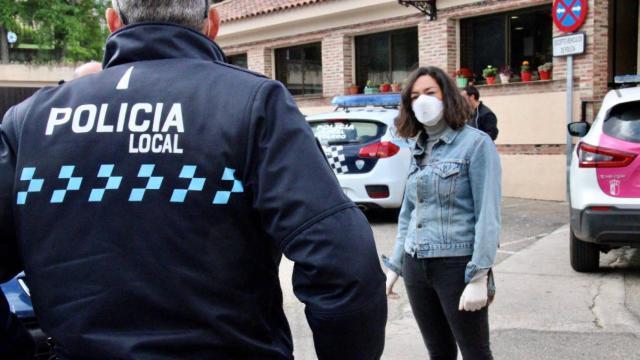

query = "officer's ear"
[106,8,125,33]
[203,7,220,41]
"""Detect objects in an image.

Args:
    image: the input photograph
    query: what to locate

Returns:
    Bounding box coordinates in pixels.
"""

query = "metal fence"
[0,87,39,121]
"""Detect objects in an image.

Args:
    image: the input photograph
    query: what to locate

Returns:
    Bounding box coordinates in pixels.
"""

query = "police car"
[1,274,50,359]
[568,75,640,272]
[306,94,412,210]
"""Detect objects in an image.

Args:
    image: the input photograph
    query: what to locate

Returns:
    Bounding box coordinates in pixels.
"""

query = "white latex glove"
[458,269,489,312]
[385,270,400,299]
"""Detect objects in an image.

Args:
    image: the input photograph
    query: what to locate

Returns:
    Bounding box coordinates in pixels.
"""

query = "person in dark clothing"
[462,86,499,141]
[0,1,387,359]
[0,291,35,359]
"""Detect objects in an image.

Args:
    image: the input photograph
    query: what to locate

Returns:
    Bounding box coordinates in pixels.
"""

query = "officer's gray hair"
[112,0,208,31]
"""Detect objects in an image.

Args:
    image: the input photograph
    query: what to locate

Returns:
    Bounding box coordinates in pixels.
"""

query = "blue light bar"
[331,94,401,108]
[614,74,640,84]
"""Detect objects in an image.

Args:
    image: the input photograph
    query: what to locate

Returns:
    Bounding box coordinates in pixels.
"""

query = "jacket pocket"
[431,161,463,243]
[432,162,462,196]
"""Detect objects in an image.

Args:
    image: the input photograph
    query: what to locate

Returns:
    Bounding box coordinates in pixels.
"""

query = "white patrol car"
[306,94,412,210]
[568,75,640,272]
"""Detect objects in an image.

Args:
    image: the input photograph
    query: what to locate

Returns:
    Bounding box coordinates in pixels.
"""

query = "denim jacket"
[383,125,501,283]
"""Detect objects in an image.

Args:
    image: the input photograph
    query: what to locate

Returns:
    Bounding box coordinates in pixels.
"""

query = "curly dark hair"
[395,66,472,139]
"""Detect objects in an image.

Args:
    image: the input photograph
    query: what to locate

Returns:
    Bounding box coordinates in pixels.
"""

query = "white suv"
[306,94,412,210]
[568,79,640,272]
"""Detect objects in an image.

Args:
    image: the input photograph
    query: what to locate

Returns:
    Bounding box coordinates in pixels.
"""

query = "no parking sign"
[553,0,588,33]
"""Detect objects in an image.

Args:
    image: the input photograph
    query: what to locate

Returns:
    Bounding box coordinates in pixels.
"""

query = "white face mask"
[412,95,443,127]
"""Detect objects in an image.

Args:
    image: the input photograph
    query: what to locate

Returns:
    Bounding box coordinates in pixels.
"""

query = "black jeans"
[403,253,493,360]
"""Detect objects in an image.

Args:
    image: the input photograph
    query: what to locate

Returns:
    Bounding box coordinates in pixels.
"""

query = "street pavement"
[278,198,640,359]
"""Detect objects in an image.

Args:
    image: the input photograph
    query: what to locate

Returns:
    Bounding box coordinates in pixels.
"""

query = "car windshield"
[603,101,640,143]
[309,119,387,145]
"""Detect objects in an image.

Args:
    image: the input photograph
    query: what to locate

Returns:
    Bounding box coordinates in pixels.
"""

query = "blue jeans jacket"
[383,125,501,283]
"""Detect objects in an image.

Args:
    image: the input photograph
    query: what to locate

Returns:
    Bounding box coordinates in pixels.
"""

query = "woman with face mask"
[382,66,501,360]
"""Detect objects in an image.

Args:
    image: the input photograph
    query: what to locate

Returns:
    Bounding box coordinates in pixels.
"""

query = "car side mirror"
[568,122,590,137]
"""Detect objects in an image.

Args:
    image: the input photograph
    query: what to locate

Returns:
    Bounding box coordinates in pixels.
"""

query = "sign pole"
[552,0,587,200]
[566,54,573,200]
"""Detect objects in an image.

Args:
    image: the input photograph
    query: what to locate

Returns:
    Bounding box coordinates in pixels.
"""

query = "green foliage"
[482,65,497,78]
[0,0,22,31]
[538,62,553,72]
[2,0,110,63]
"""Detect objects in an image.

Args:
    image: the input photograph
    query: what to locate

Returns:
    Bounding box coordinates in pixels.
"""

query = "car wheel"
[570,228,599,272]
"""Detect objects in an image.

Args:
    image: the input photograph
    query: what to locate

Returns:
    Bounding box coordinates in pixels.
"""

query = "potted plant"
[364,80,380,95]
[455,68,473,88]
[538,62,553,80]
[499,66,513,84]
[391,82,401,92]
[482,65,497,85]
[379,82,391,93]
[520,61,532,82]
[347,84,359,95]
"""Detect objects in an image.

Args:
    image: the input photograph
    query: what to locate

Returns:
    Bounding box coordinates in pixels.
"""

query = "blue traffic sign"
[7,31,17,44]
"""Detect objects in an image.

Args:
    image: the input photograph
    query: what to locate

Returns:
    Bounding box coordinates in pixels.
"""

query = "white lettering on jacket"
[45,103,185,154]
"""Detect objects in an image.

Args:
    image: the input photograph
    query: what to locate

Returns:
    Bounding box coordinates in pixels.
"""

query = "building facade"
[214,0,638,201]
[0,0,636,200]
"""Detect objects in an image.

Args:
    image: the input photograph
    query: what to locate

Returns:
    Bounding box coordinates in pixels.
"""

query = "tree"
[0,0,23,63]
[1,0,110,64]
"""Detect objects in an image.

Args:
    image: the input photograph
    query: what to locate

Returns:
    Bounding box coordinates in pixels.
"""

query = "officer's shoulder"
[213,60,268,79]
[9,85,58,114]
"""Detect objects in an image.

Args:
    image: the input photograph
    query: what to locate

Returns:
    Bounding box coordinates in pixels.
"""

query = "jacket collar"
[102,22,226,69]
[412,125,460,158]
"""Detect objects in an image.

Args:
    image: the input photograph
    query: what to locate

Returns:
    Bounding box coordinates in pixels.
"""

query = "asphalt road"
[280,197,594,359]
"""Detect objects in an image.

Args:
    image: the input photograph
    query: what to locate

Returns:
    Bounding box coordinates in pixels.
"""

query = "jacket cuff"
[464,262,492,283]
[381,255,403,276]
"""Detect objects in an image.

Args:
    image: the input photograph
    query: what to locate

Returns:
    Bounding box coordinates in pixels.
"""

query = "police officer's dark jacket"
[0,23,387,359]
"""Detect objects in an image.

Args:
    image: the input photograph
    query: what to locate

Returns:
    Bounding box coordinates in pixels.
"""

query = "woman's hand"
[458,271,488,311]
[385,270,400,299]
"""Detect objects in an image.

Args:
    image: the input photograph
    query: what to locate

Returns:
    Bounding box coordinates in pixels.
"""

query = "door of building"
[608,0,639,82]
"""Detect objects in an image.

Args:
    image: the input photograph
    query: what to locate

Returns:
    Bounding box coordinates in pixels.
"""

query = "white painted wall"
[0,64,75,87]
[216,0,418,47]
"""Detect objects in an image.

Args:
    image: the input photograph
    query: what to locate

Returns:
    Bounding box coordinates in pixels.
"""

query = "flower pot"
[364,86,380,95]
[539,70,551,80]
[348,86,359,95]
[521,71,532,82]
[379,84,391,93]
[456,77,469,88]
[485,76,496,85]
[391,84,401,92]
[499,74,510,84]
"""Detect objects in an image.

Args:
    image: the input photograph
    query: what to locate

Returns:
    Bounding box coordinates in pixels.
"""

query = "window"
[604,101,640,143]
[356,28,418,88]
[460,6,552,83]
[228,53,247,68]
[309,120,386,146]
[275,43,322,96]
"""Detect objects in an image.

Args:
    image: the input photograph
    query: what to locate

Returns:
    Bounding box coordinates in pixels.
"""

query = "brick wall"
[321,34,353,97]
[419,17,457,74]
[225,0,609,105]
[247,47,273,78]
[552,0,609,104]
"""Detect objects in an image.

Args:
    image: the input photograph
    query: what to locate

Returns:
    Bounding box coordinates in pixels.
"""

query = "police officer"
[0,1,387,358]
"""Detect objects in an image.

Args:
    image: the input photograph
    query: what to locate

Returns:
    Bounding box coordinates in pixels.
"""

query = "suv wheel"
[570,228,599,272]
